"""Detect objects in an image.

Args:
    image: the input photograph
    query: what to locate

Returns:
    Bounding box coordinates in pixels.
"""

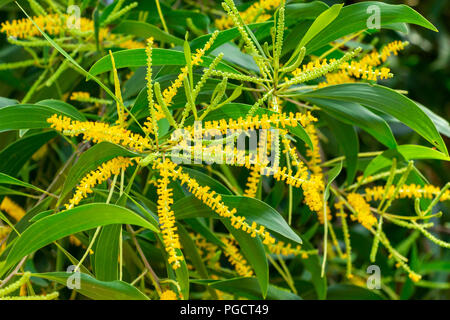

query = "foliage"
[0,0,448,300]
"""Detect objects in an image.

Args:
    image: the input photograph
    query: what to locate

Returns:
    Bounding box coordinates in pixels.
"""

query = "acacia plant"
[0,0,448,300]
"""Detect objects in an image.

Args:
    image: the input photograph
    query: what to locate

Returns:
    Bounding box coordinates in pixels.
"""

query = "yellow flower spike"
[243,164,262,198]
[47,114,152,152]
[160,290,178,300]
[0,14,143,49]
[70,91,91,102]
[347,193,377,229]
[0,197,26,222]
[66,157,135,210]
[155,160,183,270]
[183,112,317,135]
[221,237,254,277]
[364,184,450,202]
[153,158,276,245]
[109,50,126,126]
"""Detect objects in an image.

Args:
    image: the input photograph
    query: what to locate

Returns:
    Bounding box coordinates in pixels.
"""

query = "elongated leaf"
[223,219,268,298]
[199,277,301,300]
[323,115,358,184]
[300,4,343,48]
[0,203,158,275]
[0,173,46,194]
[113,20,184,46]
[60,142,140,201]
[301,83,447,155]
[89,48,239,77]
[32,272,149,300]
[0,131,56,177]
[305,98,396,148]
[0,104,84,132]
[94,225,121,281]
[364,145,450,177]
[306,2,437,54]
[173,195,302,244]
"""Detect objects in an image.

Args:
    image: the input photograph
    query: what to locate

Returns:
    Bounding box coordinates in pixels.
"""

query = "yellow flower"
[340,61,392,81]
[47,114,152,152]
[155,159,183,269]
[221,237,254,277]
[347,193,377,229]
[360,41,408,66]
[364,184,449,202]
[243,165,262,198]
[268,240,302,256]
[408,272,421,283]
[160,290,178,300]
[66,157,135,210]
[144,31,219,131]
[70,92,91,102]
[184,112,317,135]
[153,158,276,245]
[0,197,26,222]
[317,71,356,88]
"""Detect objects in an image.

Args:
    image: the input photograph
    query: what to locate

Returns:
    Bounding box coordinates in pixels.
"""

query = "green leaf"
[94,225,121,281]
[173,195,302,245]
[323,115,358,184]
[305,1,437,54]
[299,4,343,48]
[326,284,384,300]
[0,203,158,276]
[32,272,149,300]
[223,219,268,298]
[0,173,47,194]
[113,20,184,46]
[60,142,140,201]
[89,48,239,77]
[305,98,396,148]
[301,83,447,155]
[0,103,85,132]
[364,145,450,177]
[0,131,57,177]
[197,277,301,300]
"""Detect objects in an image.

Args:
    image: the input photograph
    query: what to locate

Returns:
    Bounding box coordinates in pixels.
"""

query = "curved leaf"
[32,272,149,300]
[0,203,159,275]
[301,83,447,155]
[89,48,239,77]
[173,195,301,245]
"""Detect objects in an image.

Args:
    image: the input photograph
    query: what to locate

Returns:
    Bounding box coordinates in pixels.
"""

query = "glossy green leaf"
[305,98,396,148]
[364,145,450,177]
[94,225,121,281]
[305,2,437,54]
[301,83,447,155]
[0,131,56,177]
[89,48,239,77]
[299,4,343,48]
[0,103,85,132]
[323,115,358,184]
[203,277,301,300]
[113,20,184,46]
[0,203,158,276]
[32,272,149,300]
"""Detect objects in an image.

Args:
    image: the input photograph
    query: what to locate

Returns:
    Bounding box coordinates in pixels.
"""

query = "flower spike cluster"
[221,237,254,277]
[154,160,183,269]
[47,114,152,152]
[153,158,276,245]
[66,157,135,210]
